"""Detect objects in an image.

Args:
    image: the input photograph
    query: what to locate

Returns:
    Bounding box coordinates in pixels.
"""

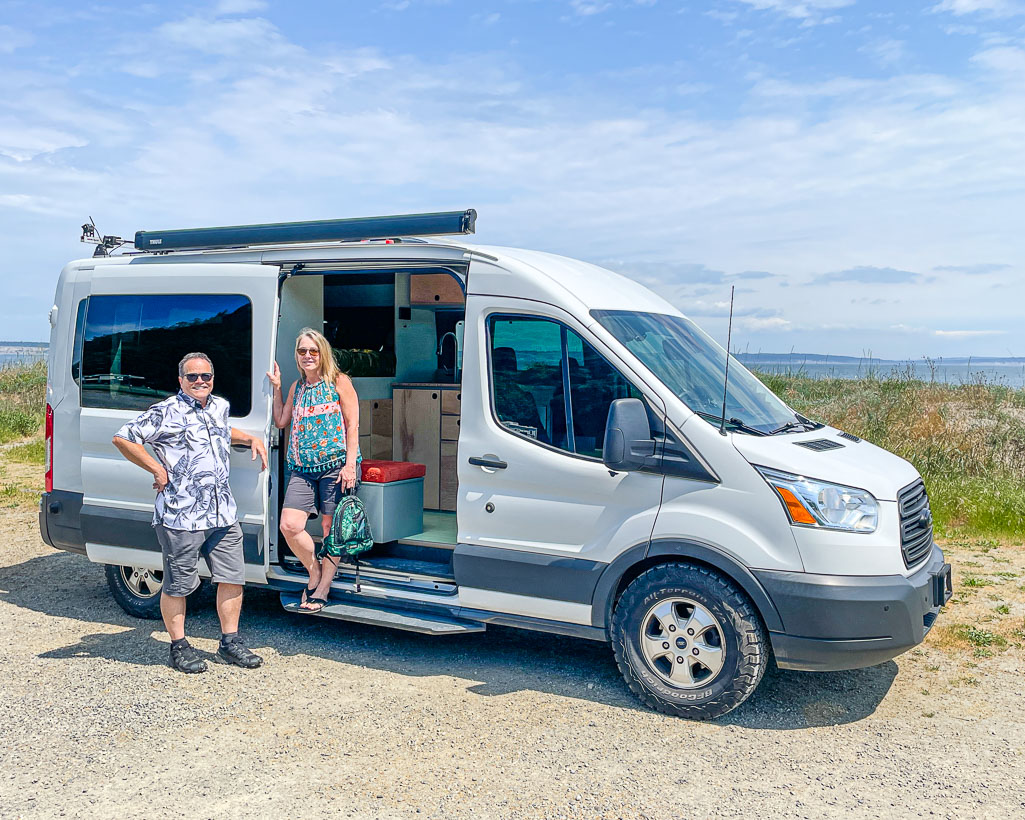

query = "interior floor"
[278,511,458,583]
[398,511,457,546]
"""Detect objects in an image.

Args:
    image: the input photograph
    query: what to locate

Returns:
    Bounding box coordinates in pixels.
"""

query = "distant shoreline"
[1,341,1020,365]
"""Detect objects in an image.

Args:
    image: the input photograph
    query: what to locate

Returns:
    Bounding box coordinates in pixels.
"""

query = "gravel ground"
[2,487,1024,818]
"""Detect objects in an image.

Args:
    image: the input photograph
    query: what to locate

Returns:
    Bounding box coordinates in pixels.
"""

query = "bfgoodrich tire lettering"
[612,563,768,720]
[105,564,164,619]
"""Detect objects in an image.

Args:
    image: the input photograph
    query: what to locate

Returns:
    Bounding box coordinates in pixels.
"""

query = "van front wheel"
[105,564,164,619]
[611,563,768,720]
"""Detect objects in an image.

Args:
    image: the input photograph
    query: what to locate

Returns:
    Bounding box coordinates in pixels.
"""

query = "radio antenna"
[718,285,735,437]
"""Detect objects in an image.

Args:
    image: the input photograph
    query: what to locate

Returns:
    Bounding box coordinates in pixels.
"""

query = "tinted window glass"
[592,310,796,434]
[81,294,252,414]
[489,317,566,449]
[71,298,87,384]
[565,332,641,458]
[488,315,640,458]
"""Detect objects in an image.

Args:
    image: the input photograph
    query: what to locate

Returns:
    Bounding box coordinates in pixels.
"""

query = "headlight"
[755,466,878,533]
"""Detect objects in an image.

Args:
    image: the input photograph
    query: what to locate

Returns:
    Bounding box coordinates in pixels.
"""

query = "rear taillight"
[45,403,53,493]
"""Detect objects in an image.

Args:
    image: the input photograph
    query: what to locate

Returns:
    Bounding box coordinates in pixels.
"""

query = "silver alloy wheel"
[120,566,164,599]
[639,597,726,688]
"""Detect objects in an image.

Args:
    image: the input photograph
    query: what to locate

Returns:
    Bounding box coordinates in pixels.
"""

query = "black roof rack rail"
[134,209,476,253]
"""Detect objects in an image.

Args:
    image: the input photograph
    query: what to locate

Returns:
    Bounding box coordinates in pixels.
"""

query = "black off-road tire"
[105,564,164,619]
[611,562,768,720]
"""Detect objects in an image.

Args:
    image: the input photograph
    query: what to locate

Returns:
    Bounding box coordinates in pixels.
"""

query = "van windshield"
[592,310,800,434]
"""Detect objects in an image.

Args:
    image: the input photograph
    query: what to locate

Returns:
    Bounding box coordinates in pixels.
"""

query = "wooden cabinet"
[392,385,460,511]
[410,273,464,306]
[357,398,393,460]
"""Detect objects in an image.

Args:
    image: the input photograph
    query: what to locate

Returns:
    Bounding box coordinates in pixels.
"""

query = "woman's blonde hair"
[294,328,340,385]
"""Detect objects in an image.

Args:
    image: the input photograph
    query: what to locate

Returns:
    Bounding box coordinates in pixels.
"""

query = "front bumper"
[754,545,951,671]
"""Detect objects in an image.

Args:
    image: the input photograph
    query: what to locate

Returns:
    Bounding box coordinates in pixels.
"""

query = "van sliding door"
[79,262,279,583]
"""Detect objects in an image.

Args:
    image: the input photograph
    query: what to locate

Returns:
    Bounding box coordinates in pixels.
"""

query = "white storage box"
[356,477,424,543]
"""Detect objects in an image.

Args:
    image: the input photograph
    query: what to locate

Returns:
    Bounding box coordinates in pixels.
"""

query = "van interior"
[271,265,466,591]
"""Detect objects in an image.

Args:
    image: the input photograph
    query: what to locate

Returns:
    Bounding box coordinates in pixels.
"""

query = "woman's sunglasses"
[184,372,213,383]
[296,347,320,357]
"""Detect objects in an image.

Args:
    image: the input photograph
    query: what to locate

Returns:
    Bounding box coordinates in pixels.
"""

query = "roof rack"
[134,209,476,253]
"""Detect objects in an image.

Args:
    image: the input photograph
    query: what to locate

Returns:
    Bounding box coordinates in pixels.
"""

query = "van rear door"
[78,262,278,583]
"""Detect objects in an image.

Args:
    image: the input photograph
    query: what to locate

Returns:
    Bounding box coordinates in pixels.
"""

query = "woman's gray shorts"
[283,466,342,518]
[154,522,246,597]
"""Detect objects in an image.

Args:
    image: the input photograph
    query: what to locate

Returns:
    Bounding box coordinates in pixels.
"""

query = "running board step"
[280,593,485,635]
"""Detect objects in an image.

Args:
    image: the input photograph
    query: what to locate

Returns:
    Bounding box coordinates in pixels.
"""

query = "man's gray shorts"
[154,522,246,597]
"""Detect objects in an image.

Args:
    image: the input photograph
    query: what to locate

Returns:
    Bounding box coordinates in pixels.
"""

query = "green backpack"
[320,489,374,561]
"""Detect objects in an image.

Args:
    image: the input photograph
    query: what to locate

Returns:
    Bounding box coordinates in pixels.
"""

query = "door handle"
[469,456,507,470]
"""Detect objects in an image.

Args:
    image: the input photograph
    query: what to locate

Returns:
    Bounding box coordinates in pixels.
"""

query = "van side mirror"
[603,398,655,472]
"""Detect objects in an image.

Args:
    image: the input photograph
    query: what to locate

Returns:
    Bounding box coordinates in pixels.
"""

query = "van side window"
[81,294,252,415]
[71,298,87,384]
[488,315,641,458]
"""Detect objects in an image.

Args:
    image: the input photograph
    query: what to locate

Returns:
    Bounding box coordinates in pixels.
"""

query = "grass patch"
[0,360,46,443]
[6,438,44,465]
[961,576,992,587]
[995,604,1011,615]
[946,624,1007,649]
[754,370,1025,538]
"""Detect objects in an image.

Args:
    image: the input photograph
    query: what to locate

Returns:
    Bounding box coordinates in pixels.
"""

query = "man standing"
[113,352,268,673]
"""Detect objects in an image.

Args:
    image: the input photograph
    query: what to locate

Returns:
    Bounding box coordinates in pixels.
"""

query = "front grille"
[898,479,934,569]
[795,439,845,452]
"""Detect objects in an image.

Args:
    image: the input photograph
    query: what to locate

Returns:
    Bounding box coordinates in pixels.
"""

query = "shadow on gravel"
[2,551,895,729]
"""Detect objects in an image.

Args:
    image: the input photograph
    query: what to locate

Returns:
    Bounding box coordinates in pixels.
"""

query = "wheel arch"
[591,538,785,635]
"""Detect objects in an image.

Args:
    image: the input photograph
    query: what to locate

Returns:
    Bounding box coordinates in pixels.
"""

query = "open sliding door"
[78,261,279,583]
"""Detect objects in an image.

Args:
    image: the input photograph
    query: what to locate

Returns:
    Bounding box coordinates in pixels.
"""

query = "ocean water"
[2,348,1022,389]
[741,359,1025,389]
[0,351,47,368]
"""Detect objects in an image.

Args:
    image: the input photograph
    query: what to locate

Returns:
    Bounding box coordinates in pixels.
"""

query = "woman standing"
[268,328,360,612]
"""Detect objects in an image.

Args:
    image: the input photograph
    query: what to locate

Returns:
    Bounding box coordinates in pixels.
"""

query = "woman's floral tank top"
[287,378,347,473]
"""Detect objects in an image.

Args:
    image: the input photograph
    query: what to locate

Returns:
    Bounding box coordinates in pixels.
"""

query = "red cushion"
[360,460,427,483]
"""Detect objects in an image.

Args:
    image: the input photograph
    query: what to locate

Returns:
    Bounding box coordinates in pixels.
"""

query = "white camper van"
[40,211,951,719]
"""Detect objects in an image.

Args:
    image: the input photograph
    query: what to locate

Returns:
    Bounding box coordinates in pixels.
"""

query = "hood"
[729,426,920,502]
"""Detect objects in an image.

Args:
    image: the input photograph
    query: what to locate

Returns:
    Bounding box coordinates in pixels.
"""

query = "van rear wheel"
[611,563,768,720]
[105,564,164,620]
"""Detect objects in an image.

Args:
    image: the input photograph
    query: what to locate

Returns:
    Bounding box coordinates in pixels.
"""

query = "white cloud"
[860,38,907,67]
[213,0,269,14]
[739,316,793,330]
[933,329,1007,337]
[932,0,1025,16]
[972,45,1025,75]
[733,0,854,21]
[570,0,612,15]
[0,26,34,54]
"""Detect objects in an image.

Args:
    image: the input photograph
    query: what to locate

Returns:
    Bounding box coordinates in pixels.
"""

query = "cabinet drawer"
[441,415,460,441]
[441,390,461,415]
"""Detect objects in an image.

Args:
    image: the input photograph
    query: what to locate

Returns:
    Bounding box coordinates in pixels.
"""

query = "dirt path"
[1,458,1024,818]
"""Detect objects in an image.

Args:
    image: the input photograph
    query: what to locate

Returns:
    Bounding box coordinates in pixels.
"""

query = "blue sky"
[1,0,1023,357]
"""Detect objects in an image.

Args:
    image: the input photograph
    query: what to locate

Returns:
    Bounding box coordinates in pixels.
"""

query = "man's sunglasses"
[184,372,213,383]
[296,347,320,357]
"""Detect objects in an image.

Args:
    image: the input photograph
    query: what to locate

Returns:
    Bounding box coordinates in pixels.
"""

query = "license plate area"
[932,563,953,607]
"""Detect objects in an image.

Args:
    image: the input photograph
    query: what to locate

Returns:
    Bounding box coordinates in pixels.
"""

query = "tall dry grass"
[757,368,1025,538]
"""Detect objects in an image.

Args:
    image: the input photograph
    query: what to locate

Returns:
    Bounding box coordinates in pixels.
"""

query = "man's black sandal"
[169,642,208,674]
[215,638,263,669]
